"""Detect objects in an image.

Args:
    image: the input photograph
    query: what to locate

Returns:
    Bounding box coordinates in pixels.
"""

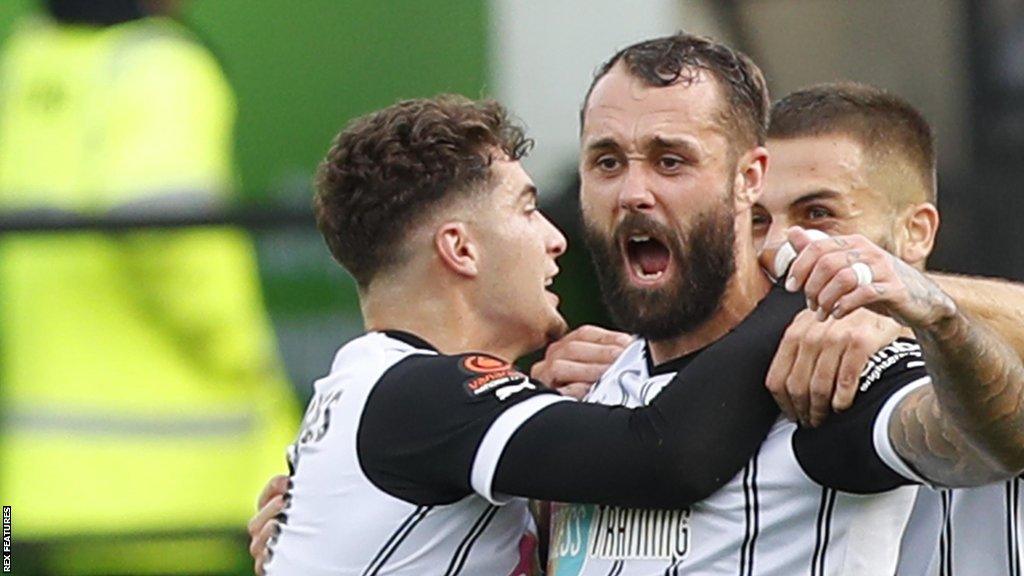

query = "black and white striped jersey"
[265,331,567,576]
[265,288,813,575]
[548,338,930,576]
[896,480,1023,576]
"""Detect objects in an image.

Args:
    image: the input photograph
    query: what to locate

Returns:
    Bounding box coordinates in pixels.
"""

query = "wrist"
[913,302,963,344]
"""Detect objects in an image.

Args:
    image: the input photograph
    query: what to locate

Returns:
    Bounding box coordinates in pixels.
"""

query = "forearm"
[930,272,1024,360]
[493,393,777,508]
[895,308,1024,485]
[493,288,802,507]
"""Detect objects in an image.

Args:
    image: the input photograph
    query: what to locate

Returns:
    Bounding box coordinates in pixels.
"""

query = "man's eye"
[806,206,833,220]
[752,212,771,227]
[596,156,621,170]
[658,156,685,170]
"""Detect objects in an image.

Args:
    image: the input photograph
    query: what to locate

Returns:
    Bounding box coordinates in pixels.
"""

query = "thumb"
[787,226,813,252]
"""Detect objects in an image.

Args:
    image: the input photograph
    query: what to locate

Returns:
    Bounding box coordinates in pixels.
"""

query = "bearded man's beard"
[583,201,737,341]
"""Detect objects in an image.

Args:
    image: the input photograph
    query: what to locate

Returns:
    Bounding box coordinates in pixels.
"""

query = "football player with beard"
[548,33,1024,575]
[252,34,1024,576]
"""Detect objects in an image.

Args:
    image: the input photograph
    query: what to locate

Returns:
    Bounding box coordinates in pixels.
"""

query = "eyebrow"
[650,135,703,157]
[581,135,703,157]
[790,189,844,206]
[582,137,619,154]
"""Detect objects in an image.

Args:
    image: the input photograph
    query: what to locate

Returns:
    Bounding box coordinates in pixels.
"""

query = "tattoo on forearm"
[892,310,1024,486]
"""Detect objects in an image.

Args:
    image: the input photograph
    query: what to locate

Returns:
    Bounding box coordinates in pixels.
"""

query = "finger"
[785,229,848,292]
[529,359,552,386]
[545,359,607,388]
[808,336,844,427]
[252,520,280,575]
[831,284,888,320]
[248,494,285,538]
[802,251,850,308]
[571,325,633,347]
[558,382,593,399]
[766,330,802,421]
[833,340,870,412]
[786,328,824,426]
[815,267,860,317]
[257,475,290,510]
[559,340,628,365]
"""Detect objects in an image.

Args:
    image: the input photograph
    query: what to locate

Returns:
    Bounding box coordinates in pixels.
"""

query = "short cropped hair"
[314,95,532,287]
[581,31,770,151]
[769,82,936,203]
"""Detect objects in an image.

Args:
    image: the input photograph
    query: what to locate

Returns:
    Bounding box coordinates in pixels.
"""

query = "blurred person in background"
[0,0,297,574]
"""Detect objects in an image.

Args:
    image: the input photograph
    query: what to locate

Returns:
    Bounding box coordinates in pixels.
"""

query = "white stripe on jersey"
[549,338,918,576]
[472,393,574,504]
[898,480,1024,576]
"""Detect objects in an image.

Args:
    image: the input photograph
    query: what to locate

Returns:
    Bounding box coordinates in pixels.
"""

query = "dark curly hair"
[581,32,769,152]
[770,82,936,203]
[314,95,532,288]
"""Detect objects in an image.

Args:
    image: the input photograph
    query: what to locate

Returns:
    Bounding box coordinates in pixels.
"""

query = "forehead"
[763,135,869,209]
[581,64,728,149]
[487,158,533,199]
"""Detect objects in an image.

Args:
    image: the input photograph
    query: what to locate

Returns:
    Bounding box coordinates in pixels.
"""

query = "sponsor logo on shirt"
[462,355,512,374]
[549,503,691,574]
[461,354,530,398]
[859,340,923,391]
[589,505,691,560]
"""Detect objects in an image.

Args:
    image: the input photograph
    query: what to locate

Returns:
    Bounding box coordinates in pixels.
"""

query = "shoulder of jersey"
[369,333,535,401]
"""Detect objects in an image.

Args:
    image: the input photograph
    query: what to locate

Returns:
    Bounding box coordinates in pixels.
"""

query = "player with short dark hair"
[314,96,533,288]
[256,33,1024,575]
[758,81,1024,576]
[580,32,770,152]
[768,82,935,204]
[263,93,809,576]
[545,32,1024,574]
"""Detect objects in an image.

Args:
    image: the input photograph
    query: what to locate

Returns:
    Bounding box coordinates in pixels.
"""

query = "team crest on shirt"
[460,354,532,400]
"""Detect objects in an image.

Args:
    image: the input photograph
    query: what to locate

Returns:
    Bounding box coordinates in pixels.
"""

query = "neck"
[648,238,771,365]
[360,277,524,362]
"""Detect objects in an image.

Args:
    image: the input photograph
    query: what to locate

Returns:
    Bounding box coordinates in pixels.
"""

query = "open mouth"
[543,273,560,304]
[624,234,671,283]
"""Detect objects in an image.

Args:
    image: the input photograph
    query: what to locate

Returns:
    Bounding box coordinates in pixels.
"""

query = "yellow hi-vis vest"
[0,13,297,554]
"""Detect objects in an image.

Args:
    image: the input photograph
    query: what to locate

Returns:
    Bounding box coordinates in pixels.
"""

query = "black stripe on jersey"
[665,556,683,576]
[1009,481,1015,576]
[606,560,624,576]
[811,488,837,576]
[740,461,752,576]
[444,504,498,576]
[1016,478,1022,576]
[739,449,761,576]
[362,505,432,576]
[1008,479,1021,576]
[939,491,953,576]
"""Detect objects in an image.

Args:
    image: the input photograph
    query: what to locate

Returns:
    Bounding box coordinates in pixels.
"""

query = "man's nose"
[617,162,655,212]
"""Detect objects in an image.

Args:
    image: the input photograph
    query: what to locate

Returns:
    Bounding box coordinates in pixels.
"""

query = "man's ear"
[896,202,939,266]
[733,145,769,212]
[435,221,480,278]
